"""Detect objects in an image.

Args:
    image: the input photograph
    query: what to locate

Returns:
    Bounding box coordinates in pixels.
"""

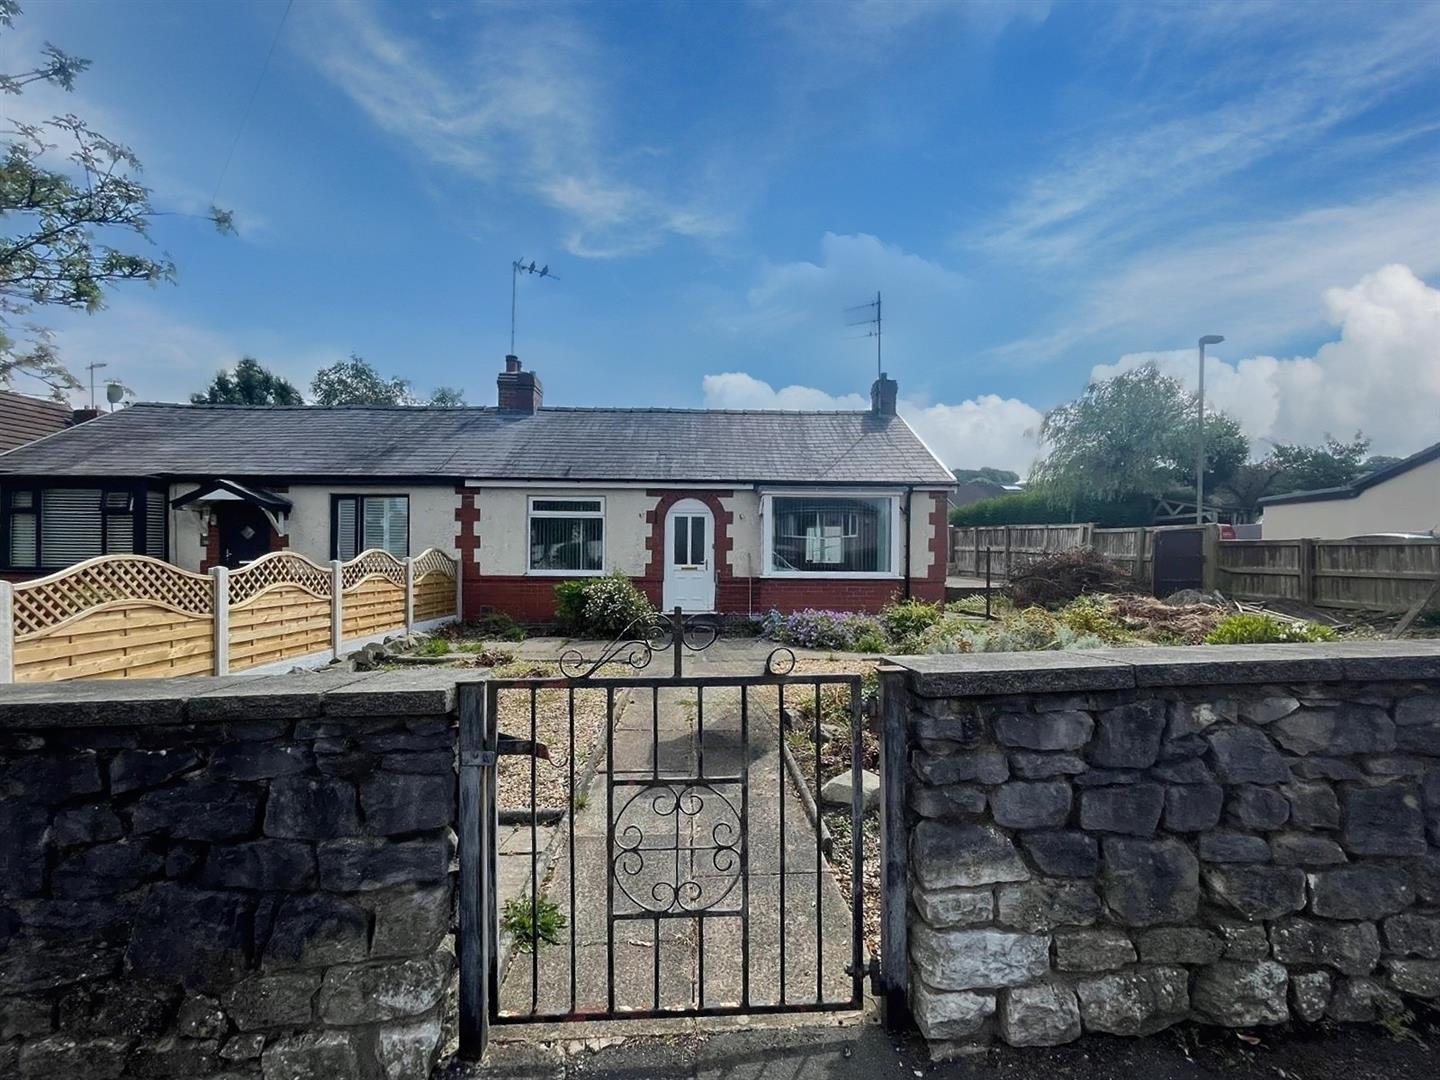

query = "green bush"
[501,895,567,953]
[1204,613,1338,645]
[950,490,1154,528]
[915,606,1106,654]
[1058,594,1130,643]
[880,599,942,650]
[553,572,656,637]
[458,612,526,642]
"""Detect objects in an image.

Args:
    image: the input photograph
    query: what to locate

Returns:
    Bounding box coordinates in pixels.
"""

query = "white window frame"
[526,494,607,576]
[759,489,902,579]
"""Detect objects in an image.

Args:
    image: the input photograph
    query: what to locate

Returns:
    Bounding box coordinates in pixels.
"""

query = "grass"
[501,894,567,953]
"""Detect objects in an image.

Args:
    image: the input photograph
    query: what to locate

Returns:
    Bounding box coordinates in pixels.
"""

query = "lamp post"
[1196,334,1225,525]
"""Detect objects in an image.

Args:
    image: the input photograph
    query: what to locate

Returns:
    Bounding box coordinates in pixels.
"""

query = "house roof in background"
[0,402,956,486]
[0,390,72,453]
[1259,439,1440,506]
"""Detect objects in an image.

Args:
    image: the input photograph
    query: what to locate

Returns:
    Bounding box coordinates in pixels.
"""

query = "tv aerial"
[844,291,882,379]
[510,258,559,354]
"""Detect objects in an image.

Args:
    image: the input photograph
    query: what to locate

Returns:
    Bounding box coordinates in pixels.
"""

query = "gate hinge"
[460,750,497,768]
[846,956,882,995]
[460,737,550,769]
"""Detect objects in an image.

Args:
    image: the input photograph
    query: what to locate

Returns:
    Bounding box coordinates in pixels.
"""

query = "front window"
[767,495,895,575]
[529,497,604,573]
[1,485,166,572]
[333,495,409,560]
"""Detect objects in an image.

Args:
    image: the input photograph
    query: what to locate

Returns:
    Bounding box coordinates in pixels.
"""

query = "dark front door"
[216,504,272,568]
[1153,527,1205,596]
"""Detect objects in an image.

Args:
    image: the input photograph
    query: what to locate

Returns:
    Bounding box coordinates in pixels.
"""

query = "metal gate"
[457,614,866,1058]
[1153,526,1206,596]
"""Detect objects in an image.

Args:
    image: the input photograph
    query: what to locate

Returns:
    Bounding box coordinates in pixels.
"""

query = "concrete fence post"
[0,580,14,684]
[210,566,229,676]
[331,560,344,660]
[453,552,464,622]
[404,556,416,634]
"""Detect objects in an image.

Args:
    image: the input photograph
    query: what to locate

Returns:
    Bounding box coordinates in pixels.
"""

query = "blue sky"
[6,0,1440,472]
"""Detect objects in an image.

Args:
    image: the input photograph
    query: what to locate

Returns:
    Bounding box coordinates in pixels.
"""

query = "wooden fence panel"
[411,548,458,622]
[14,601,214,682]
[1215,540,1305,602]
[1310,539,1440,612]
[342,577,407,639]
[229,584,334,672]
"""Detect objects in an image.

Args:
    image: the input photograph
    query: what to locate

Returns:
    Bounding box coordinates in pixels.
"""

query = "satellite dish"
[105,382,124,405]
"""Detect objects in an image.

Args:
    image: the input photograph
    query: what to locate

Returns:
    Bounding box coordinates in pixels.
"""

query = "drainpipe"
[903,486,914,600]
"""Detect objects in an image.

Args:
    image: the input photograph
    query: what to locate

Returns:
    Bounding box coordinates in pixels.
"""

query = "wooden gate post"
[0,580,14,684]
[877,665,912,1032]
[210,566,230,676]
[1003,527,1013,579]
[457,681,496,1060]
[330,560,344,660]
[404,556,416,634]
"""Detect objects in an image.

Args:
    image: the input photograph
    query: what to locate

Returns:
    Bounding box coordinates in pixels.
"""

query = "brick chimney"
[497,355,543,414]
[870,372,898,418]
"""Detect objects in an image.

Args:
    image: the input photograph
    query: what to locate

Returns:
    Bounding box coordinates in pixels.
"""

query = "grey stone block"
[0,801,48,898]
[1080,783,1164,835]
[109,748,201,795]
[1273,705,1395,756]
[1204,865,1305,920]
[1382,913,1440,958]
[125,1036,220,1077]
[220,1032,265,1062]
[990,781,1072,829]
[1340,782,1427,856]
[2,753,103,803]
[910,982,995,1040]
[203,839,316,891]
[911,822,1029,890]
[1327,976,1403,1022]
[1269,833,1346,866]
[1227,785,1290,830]
[49,804,122,847]
[1165,700,1234,739]
[1289,757,1363,781]
[1282,780,1340,829]
[317,834,452,891]
[1101,837,1198,926]
[174,994,228,1038]
[914,885,994,928]
[1053,927,1136,972]
[909,784,986,819]
[1088,701,1165,768]
[1010,751,1087,779]
[264,777,360,840]
[1164,783,1223,832]
[1209,916,1271,960]
[370,883,453,957]
[1290,970,1332,1022]
[1075,966,1188,1035]
[361,771,456,835]
[1386,960,1440,998]
[1206,726,1290,784]
[263,894,369,969]
[993,710,1094,751]
[260,1029,359,1080]
[0,993,53,1040]
[377,1014,445,1080]
[999,983,1081,1046]
[1416,853,1440,904]
[16,1034,131,1080]
[996,880,1101,932]
[1020,830,1097,877]
[1310,865,1414,920]
[55,980,175,1038]
[223,972,320,1030]
[910,925,1050,990]
[1135,927,1223,965]
[1240,695,1301,726]
[51,839,164,899]
[911,749,1009,786]
[207,741,313,781]
[1271,917,1381,975]
[1149,758,1214,784]
[130,781,261,842]
[316,955,451,1024]
[126,884,253,993]
[1192,960,1289,1026]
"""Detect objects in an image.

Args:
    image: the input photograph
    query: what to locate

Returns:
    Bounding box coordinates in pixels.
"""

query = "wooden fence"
[0,547,459,683]
[1216,538,1440,613]
[949,524,1152,582]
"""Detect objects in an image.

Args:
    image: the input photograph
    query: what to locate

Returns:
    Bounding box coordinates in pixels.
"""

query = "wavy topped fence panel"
[341,548,407,590]
[412,547,458,579]
[229,550,333,606]
[12,554,213,638]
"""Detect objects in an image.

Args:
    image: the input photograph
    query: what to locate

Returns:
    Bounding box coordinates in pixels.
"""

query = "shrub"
[950,490,1154,527]
[1058,594,1130,643]
[760,608,888,651]
[915,606,1106,654]
[579,572,656,637]
[501,895,567,953]
[553,579,588,631]
[1204,613,1338,645]
[880,599,942,650]
[456,612,525,642]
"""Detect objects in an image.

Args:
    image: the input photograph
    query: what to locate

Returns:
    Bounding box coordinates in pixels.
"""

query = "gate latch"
[845,956,882,995]
[460,737,551,769]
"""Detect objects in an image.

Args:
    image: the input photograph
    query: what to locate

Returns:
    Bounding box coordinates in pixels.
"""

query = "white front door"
[663,499,715,613]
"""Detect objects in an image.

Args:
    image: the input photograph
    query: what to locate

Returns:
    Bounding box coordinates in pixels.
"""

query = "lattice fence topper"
[411,547,458,579]
[228,550,333,606]
[11,554,213,637]
[340,548,407,590]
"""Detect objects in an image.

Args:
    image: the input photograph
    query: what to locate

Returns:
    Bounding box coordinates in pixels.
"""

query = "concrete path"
[493,639,858,1025]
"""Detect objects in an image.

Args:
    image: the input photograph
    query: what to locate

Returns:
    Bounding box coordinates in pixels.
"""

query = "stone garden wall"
[889,643,1440,1053]
[0,669,465,1080]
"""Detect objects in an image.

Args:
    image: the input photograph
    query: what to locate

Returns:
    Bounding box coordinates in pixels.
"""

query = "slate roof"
[1259,439,1440,506]
[0,390,72,453]
[0,402,955,486]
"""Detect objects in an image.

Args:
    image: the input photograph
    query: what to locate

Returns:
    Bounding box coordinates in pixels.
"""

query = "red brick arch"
[642,490,735,607]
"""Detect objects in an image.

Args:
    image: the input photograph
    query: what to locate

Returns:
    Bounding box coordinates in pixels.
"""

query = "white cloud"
[298,1,731,258]
[1090,264,1440,456]
[702,371,1043,474]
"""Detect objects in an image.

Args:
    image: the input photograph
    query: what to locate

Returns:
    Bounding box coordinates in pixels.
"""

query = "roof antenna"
[510,258,559,355]
[844,291,882,379]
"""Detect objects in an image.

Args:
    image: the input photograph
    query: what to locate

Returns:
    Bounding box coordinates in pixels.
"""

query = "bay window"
[332,494,409,560]
[528,496,604,574]
[1,484,167,572]
[764,493,897,576]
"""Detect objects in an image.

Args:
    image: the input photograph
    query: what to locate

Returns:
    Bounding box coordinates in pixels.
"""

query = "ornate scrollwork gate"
[457,611,866,1056]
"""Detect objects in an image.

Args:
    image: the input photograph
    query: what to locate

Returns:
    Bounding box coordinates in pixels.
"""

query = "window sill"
[527,569,608,577]
[761,571,902,580]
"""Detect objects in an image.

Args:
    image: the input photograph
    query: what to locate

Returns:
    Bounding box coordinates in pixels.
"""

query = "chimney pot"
[871,372,898,418]
[497,354,543,413]
[505,354,522,374]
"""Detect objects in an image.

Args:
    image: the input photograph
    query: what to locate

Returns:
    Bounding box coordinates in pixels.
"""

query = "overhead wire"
[210,0,295,207]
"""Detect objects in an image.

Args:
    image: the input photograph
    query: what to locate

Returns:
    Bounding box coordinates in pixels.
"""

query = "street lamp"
[1196,334,1225,525]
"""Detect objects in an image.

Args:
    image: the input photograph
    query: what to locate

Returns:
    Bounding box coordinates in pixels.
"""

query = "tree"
[1362,454,1403,475]
[429,385,466,406]
[1032,364,1249,505]
[310,354,415,406]
[1217,461,1283,520]
[1267,434,1371,495]
[190,357,303,405]
[953,466,1020,485]
[0,2,229,400]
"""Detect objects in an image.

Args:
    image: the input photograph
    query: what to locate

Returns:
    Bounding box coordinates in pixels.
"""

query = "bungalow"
[1260,439,1440,540]
[0,358,954,619]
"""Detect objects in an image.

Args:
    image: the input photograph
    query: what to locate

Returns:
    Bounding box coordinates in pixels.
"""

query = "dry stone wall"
[0,669,465,1080]
[892,645,1440,1053]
